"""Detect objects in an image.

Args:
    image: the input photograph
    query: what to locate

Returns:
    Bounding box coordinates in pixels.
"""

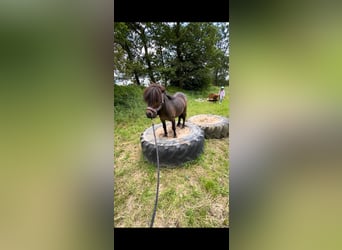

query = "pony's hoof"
[181,125,185,129]
[163,134,168,137]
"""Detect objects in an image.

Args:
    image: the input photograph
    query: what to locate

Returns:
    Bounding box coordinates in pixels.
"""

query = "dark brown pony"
[143,83,187,138]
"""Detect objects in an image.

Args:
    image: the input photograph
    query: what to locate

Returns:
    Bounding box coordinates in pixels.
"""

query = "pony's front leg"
[172,120,177,138]
[162,120,168,137]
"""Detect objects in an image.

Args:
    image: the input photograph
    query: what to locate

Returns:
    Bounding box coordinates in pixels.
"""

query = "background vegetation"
[114,85,229,227]
[114,22,229,89]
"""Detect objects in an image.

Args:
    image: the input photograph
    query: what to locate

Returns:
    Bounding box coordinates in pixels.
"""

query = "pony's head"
[143,83,165,118]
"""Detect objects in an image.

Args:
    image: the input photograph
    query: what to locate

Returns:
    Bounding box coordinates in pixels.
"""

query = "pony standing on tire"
[143,83,187,138]
[141,83,204,167]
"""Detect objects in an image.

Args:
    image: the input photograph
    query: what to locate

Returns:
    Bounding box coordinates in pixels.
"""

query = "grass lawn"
[114,84,229,227]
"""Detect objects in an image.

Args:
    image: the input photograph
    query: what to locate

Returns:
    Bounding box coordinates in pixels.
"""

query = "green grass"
[114,84,229,228]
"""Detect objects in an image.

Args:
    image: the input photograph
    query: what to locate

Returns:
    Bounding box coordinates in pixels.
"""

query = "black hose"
[149,121,161,228]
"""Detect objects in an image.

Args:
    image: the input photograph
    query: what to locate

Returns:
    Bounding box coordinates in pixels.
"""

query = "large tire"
[188,114,229,139]
[140,122,204,167]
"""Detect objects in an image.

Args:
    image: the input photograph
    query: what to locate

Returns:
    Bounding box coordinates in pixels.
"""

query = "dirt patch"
[189,115,220,124]
[155,124,191,138]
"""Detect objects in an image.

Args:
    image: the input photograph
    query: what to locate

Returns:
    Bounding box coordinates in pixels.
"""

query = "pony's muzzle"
[146,108,157,118]
[146,111,153,118]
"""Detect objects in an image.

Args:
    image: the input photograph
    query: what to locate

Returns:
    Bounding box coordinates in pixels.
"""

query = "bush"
[114,84,144,109]
[114,85,146,121]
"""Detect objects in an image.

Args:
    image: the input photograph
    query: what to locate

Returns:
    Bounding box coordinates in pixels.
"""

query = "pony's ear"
[149,81,155,86]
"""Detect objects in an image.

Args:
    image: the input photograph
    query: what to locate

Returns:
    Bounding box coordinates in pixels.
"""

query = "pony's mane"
[165,93,174,100]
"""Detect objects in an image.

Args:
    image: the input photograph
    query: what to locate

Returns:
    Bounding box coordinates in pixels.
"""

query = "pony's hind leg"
[182,106,187,128]
[178,114,185,128]
[182,112,186,128]
[177,116,181,127]
[172,120,177,137]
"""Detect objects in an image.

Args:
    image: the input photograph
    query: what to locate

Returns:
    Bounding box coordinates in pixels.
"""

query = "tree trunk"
[133,73,140,85]
[214,68,219,86]
[122,41,141,85]
[143,43,155,83]
[175,22,183,88]
[158,46,168,86]
[130,23,155,83]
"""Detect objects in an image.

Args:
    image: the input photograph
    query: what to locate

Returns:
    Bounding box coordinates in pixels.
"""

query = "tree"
[127,23,156,83]
[114,22,143,85]
[113,22,229,90]
[211,22,229,87]
[170,22,221,90]
[148,22,176,86]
